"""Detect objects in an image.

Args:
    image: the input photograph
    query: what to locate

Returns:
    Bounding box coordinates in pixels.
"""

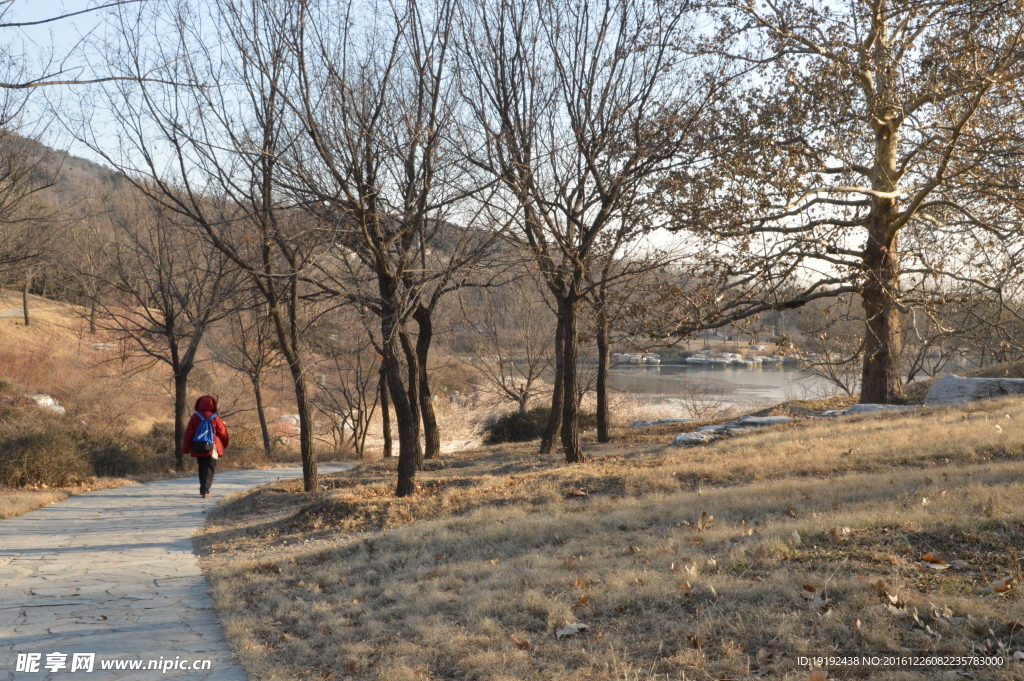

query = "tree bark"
[413,305,441,461]
[860,116,904,404]
[560,290,585,463]
[399,328,424,469]
[860,234,903,403]
[173,370,189,470]
[22,273,30,327]
[251,372,273,460]
[383,317,419,496]
[291,368,319,490]
[380,365,392,458]
[540,304,565,454]
[595,304,610,443]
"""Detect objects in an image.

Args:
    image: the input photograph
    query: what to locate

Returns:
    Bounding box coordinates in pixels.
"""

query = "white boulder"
[24,394,65,415]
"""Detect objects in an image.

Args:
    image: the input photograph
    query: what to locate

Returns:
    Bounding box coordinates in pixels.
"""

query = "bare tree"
[287,0,495,495]
[310,316,382,459]
[462,0,721,461]
[211,288,284,459]
[455,269,554,414]
[80,0,326,490]
[686,0,1024,403]
[87,191,236,468]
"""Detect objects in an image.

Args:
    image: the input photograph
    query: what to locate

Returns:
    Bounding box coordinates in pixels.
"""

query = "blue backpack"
[192,413,218,454]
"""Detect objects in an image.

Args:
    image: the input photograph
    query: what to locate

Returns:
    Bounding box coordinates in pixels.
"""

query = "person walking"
[182,395,229,498]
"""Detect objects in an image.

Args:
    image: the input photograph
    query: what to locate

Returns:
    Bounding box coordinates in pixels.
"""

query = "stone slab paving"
[1,466,349,680]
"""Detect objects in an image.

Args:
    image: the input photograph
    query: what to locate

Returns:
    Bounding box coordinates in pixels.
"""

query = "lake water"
[608,363,843,411]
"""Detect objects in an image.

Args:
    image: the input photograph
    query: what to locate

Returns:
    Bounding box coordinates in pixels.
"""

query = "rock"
[924,375,1024,406]
[846,403,916,414]
[821,409,847,417]
[672,431,719,446]
[672,415,794,446]
[24,394,65,415]
[630,417,698,429]
[732,415,794,427]
[722,427,758,437]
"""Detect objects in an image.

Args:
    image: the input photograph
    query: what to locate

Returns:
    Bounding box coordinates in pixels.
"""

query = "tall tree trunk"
[595,304,610,443]
[540,305,566,454]
[413,306,441,460]
[22,273,30,327]
[89,300,97,334]
[560,291,585,463]
[173,370,189,470]
[860,117,904,404]
[291,368,318,490]
[252,372,273,459]
[265,275,318,491]
[383,315,419,496]
[380,365,392,458]
[399,329,424,469]
[860,234,903,403]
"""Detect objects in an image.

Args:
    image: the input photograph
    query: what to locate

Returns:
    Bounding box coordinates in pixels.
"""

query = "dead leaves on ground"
[984,576,1015,595]
[683,511,713,532]
[920,552,969,571]
[799,584,833,613]
[508,634,530,650]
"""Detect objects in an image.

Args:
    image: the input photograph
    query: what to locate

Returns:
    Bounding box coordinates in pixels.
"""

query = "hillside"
[197,399,1024,681]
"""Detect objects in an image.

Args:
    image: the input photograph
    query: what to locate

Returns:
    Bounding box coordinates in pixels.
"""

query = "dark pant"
[197,457,216,495]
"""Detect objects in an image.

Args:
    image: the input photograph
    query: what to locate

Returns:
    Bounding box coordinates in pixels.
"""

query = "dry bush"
[0,430,92,487]
[198,397,1024,681]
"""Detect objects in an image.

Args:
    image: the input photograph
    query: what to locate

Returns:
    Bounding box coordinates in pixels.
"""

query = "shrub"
[483,406,597,444]
[140,422,176,460]
[0,431,92,487]
[85,435,161,477]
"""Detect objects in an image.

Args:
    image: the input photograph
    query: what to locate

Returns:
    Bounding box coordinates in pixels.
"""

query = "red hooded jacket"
[182,395,229,458]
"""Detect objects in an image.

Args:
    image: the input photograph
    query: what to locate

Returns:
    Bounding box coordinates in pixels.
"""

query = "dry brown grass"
[200,399,1024,680]
[0,477,136,519]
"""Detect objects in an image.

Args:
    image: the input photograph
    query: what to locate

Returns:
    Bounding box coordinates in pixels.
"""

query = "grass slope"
[196,399,1024,681]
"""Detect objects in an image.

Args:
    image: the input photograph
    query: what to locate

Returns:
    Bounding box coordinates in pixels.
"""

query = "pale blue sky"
[7,0,115,161]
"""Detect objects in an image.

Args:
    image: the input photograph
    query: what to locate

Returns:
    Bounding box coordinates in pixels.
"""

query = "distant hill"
[7,132,123,203]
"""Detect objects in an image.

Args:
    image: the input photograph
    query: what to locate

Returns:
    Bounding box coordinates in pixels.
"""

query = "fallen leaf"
[922,552,951,570]
[992,576,1015,594]
[809,669,827,681]
[677,582,692,592]
[574,594,591,608]
[509,635,530,650]
[695,511,714,532]
[687,633,703,649]
[572,576,587,588]
[830,526,852,542]
[555,623,588,640]
[746,545,768,565]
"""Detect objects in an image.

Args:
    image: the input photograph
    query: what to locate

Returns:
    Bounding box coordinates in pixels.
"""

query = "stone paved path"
[1,466,348,680]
